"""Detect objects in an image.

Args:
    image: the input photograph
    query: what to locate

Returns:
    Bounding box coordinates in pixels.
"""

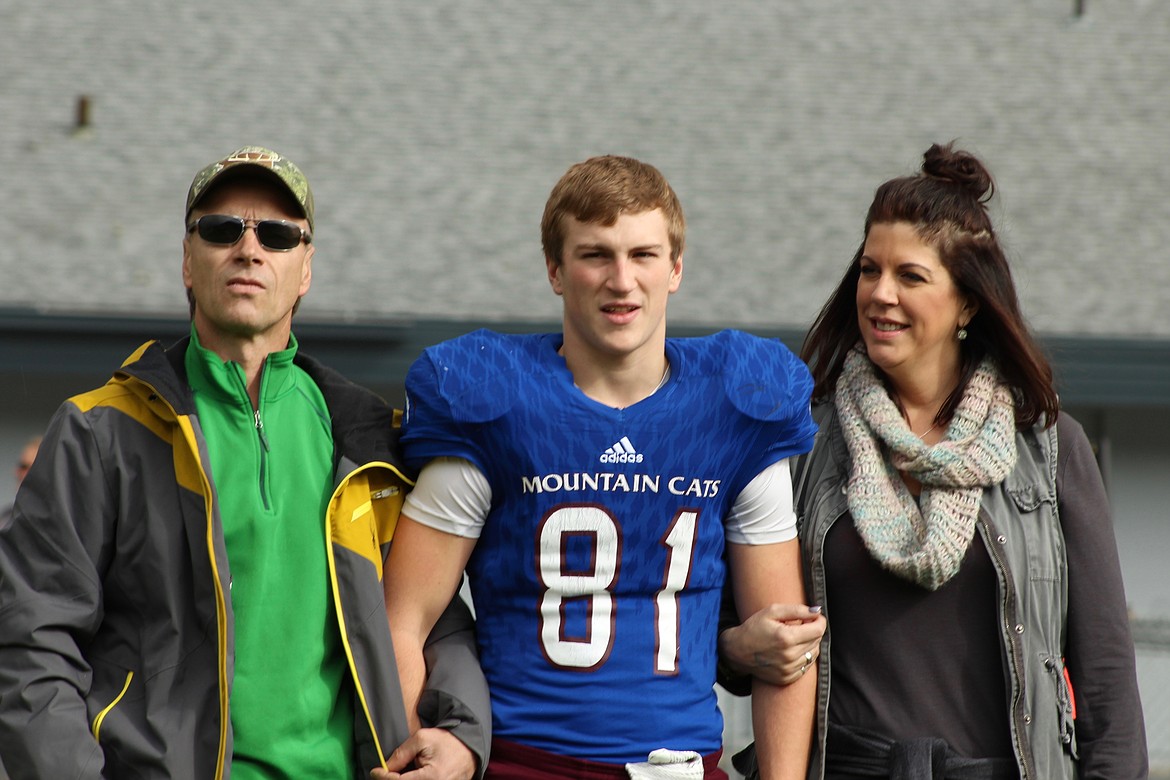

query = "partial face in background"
[14,438,39,486]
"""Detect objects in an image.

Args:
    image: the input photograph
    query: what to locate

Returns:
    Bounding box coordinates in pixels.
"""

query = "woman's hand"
[718,603,825,685]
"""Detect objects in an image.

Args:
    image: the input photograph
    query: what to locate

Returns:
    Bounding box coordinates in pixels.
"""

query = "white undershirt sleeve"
[401,457,492,539]
[403,456,795,544]
[724,457,797,545]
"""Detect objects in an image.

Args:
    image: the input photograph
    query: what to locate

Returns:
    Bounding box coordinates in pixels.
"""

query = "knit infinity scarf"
[835,348,1019,590]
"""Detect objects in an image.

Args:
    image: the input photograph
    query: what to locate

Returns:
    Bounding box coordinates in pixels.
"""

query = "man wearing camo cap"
[0,147,489,779]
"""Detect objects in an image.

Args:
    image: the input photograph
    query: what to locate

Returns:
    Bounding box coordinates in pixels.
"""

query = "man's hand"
[370,728,476,780]
[718,603,825,685]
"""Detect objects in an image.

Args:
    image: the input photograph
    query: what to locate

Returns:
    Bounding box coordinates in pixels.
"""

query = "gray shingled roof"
[3,0,1169,339]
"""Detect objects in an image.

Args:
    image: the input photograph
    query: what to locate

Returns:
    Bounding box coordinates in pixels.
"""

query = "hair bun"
[921,142,995,203]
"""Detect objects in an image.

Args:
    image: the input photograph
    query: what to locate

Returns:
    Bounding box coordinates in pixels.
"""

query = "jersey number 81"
[536,504,699,675]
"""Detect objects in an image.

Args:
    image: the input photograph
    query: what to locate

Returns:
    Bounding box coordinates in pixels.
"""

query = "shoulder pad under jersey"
[418,329,529,423]
[709,330,814,423]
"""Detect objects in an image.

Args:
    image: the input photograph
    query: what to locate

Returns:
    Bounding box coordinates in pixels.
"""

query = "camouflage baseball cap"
[185,146,315,232]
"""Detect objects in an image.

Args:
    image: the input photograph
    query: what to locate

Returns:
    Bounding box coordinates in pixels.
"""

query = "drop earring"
[957,327,968,341]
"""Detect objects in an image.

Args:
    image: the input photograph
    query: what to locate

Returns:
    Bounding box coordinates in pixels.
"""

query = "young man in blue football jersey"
[379,156,824,779]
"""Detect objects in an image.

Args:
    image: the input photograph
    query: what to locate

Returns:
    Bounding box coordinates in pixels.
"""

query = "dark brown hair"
[801,142,1058,429]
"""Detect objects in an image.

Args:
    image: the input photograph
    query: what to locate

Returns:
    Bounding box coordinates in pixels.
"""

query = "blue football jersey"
[401,329,815,764]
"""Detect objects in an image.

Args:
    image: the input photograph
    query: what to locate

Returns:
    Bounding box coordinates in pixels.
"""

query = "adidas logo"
[599,436,644,464]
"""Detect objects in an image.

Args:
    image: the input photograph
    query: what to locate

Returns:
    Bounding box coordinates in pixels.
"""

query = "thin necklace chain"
[561,353,671,398]
[914,421,940,439]
[903,404,942,439]
[897,395,943,439]
[655,361,671,391]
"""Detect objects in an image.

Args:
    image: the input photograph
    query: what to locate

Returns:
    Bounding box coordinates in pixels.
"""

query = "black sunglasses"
[187,214,311,251]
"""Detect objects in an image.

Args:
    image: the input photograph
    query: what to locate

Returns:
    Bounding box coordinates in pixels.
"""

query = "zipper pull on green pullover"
[253,409,270,452]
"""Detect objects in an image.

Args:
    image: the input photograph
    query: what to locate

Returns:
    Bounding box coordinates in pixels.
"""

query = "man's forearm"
[750,664,816,780]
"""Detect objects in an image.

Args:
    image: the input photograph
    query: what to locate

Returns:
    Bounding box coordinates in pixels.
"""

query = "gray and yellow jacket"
[0,337,490,779]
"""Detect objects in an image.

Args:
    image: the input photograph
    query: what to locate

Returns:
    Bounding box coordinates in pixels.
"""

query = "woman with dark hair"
[720,143,1147,778]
